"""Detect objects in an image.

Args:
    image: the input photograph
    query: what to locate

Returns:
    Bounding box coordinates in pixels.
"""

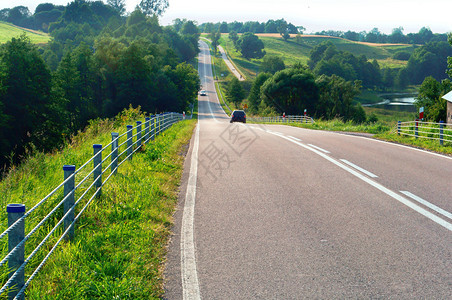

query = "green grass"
[0,107,196,298]
[375,132,452,155]
[0,21,50,44]
[221,34,415,79]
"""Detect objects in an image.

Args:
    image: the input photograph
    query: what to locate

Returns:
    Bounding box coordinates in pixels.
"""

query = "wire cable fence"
[0,112,188,299]
[396,120,452,146]
[247,115,315,124]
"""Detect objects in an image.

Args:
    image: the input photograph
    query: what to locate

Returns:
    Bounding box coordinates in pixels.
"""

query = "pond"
[362,93,417,112]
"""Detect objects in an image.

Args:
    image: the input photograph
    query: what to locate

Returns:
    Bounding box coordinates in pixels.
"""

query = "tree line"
[199,19,304,36]
[198,20,447,45]
[315,27,448,45]
[0,0,200,170]
[308,40,452,88]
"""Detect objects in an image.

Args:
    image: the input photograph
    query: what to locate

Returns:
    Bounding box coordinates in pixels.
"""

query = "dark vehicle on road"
[230,110,246,123]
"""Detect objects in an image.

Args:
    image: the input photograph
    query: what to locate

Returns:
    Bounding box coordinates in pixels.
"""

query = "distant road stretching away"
[164,40,452,299]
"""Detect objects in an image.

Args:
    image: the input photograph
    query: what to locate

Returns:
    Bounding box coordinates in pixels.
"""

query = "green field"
[220,34,414,77]
[0,21,50,44]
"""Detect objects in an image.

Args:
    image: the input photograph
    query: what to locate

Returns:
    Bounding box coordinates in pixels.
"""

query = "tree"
[219,22,228,33]
[107,0,126,15]
[165,63,200,111]
[261,65,319,115]
[414,76,451,121]
[237,32,265,59]
[248,72,271,113]
[229,30,239,49]
[404,41,452,84]
[389,27,406,43]
[0,35,59,166]
[181,20,199,35]
[210,30,221,54]
[277,19,290,41]
[315,74,362,121]
[260,55,285,74]
[227,78,245,107]
[448,33,452,79]
[139,0,169,16]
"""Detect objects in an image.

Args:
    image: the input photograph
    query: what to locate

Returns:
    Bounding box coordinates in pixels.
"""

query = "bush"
[393,51,411,61]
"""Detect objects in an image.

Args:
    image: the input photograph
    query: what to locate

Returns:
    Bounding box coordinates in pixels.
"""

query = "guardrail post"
[7,204,25,300]
[397,121,401,135]
[136,121,142,148]
[156,115,160,137]
[439,121,444,146]
[111,132,119,174]
[127,125,133,160]
[63,165,76,240]
[415,119,419,139]
[145,117,150,144]
[93,144,102,197]
[151,116,155,141]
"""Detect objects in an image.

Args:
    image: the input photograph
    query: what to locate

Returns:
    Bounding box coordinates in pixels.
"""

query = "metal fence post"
[136,121,142,148]
[145,117,150,143]
[111,132,119,174]
[415,119,419,139]
[157,114,161,136]
[7,204,25,300]
[151,116,155,141]
[439,121,444,146]
[127,125,133,160]
[397,121,401,135]
[63,165,75,240]
[93,144,102,197]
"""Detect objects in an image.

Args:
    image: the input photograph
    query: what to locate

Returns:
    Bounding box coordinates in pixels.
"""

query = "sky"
[3,0,451,34]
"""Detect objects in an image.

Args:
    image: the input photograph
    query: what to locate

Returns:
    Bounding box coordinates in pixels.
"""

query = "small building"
[443,91,452,124]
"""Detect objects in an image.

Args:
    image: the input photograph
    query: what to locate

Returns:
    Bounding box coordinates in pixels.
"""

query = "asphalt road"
[164,40,452,299]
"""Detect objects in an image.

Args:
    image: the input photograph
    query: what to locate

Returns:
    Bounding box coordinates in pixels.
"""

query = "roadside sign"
[243,103,248,109]
[419,107,424,120]
[304,109,307,116]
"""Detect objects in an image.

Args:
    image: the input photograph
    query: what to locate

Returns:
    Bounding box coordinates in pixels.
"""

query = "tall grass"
[0,107,196,298]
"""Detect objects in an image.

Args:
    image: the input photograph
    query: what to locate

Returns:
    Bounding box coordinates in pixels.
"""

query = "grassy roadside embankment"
[0,107,197,298]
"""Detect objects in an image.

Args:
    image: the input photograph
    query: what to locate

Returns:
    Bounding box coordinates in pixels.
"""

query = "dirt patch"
[178,142,190,157]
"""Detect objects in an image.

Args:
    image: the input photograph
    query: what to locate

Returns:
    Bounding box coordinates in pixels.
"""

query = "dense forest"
[0,0,200,170]
[199,20,448,45]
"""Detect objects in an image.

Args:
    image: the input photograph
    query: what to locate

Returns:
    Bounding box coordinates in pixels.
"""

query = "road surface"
[164,40,452,299]
[218,45,245,81]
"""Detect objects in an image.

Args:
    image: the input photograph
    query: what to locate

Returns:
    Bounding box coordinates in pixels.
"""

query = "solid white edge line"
[340,159,378,178]
[307,144,330,153]
[181,123,201,300]
[269,132,452,231]
[400,191,452,220]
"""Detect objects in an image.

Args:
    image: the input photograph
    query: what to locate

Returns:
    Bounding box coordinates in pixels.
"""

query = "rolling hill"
[0,21,51,44]
[219,33,416,78]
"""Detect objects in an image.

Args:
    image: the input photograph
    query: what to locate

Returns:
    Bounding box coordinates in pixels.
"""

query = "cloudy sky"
[3,0,451,34]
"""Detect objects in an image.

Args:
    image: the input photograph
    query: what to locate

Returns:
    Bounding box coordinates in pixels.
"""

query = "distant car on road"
[230,110,246,123]
[199,90,207,96]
